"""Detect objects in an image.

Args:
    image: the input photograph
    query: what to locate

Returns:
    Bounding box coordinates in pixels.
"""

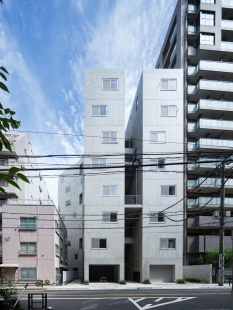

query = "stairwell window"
[102,185,118,196]
[91,238,107,249]
[161,105,177,117]
[161,185,176,196]
[150,212,165,223]
[103,212,117,222]
[150,132,166,143]
[102,78,118,91]
[102,132,118,143]
[160,238,176,249]
[92,158,107,168]
[161,79,177,91]
[150,159,165,169]
[91,105,107,116]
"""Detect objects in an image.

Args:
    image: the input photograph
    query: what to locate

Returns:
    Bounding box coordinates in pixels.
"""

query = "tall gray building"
[156,0,233,266]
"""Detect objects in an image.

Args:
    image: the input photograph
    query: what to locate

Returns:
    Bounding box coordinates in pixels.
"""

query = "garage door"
[150,265,174,283]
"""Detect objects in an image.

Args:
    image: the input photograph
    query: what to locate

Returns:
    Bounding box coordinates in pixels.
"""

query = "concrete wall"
[183,265,212,283]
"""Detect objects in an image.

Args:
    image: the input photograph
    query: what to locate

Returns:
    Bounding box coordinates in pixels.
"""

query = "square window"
[102,186,118,196]
[91,238,107,249]
[102,132,118,143]
[150,132,166,143]
[103,78,118,90]
[21,268,37,279]
[103,212,117,222]
[92,105,107,116]
[161,79,177,91]
[160,238,176,249]
[20,218,36,230]
[150,212,165,223]
[161,185,176,196]
[161,105,177,117]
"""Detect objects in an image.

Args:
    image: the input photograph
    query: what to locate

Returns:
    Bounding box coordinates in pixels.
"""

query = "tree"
[198,248,232,278]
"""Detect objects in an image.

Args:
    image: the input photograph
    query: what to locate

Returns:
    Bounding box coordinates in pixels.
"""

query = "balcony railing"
[187,25,197,34]
[187,197,233,206]
[187,4,197,13]
[222,0,233,7]
[60,255,64,262]
[170,24,177,44]
[188,138,233,150]
[187,80,233,94]
[8,199,54,205]
[19,250,37,255]
[125,195,142,205]
[187,60,233,76]
[187,46,196,56]
[170,44,177,63]
[201,0,215,3]
[19,224,36,230]
[187,158,220,169]
[221,41,233,50]
[187,178,233,187]
[187,118,233,132]
[222,20,233,29]
[188,99,233,113]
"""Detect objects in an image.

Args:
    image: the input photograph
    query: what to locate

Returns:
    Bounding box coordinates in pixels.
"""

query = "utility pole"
[218,160,225,286]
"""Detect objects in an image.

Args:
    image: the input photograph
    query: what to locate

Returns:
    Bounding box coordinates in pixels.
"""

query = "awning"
[0,264,19,268]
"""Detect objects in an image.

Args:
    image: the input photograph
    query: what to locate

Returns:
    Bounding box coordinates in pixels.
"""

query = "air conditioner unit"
[213,211,219,218]
[226,211,231,217]
[44,279,50,285]
[37,279,43,286]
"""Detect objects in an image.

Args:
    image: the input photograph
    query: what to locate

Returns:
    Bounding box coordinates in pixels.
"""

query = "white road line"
[128,297,196,309]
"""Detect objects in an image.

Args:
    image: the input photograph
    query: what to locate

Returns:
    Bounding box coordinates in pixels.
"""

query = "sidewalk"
[44,279,232,290]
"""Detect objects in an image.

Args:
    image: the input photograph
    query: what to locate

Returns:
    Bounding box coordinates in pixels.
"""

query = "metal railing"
[125,195,142,205]
[8,199,54,205]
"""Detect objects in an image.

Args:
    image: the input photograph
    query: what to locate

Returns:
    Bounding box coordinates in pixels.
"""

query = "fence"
[62,271,78,283]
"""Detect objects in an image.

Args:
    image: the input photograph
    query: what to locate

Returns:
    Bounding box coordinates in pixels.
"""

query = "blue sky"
[0,0,177,204]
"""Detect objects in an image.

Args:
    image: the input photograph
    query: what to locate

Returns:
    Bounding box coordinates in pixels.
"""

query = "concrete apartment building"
[155,0,233,265]
[0,132,68,284]
[58,163,83,278]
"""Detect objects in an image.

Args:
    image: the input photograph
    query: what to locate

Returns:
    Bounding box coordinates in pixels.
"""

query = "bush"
[176,279,185,284]
[143,279,151,284]
[185,278,201,283]
[82,280,89,285]
[119,280,126,285]
[0,284,25,310]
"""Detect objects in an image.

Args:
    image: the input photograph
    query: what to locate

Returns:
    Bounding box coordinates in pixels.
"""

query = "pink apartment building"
[0,202,68,284]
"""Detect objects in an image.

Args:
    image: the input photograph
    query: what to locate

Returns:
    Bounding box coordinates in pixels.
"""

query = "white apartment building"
[155,0,233,266]
[58,162,83,278]
[0,132,68,284]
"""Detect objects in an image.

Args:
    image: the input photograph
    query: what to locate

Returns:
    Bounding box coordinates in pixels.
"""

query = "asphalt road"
[18,289,232,310]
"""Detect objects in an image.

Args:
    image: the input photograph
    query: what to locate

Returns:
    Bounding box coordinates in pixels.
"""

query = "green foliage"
[184,278,201,283]
[119,280,126,285]
[143,279,151,284]
[176,279,185,284]
[0,66,29,192]
[0,284,25,310]
[82,280,89,285]
[198,248,232,277]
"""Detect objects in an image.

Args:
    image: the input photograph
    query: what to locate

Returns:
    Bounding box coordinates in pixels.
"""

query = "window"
[201,0,215,3]
[20,242,37,255]
[0,159,8,166]
[200,33,214,45]
[200,11,215,26]
[0,199,7,206]
[102,185,118,196]
[79,238,82,249]
[150,132,166,143]
[20,218,36,230]
[160,238,176,249]
[161,79,177,91]
[150,212,165,223]
[91,105,107,116]
[21,268,37,279]
[65,200,71,207]
[55,244,60,256]
[92,158,107,168]
[74,254,78,260]
[65,186,70,194]
[103,78,118,91]
[103,212,117,222]
[161,185,176,196]
[161,105,177,117]
[79,194,82,205]
[91,238,107,249]
[136,96,139,110]
[102,132,118,143]
[150,159,165,169]
[0,180,8,187]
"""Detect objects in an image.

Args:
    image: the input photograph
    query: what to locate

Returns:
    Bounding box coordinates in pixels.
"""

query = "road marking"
[128,297,196,309]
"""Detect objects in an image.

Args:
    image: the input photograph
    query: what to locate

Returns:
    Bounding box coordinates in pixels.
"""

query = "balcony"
[187,4,197,13]
[221,41,233,51]
[187,158,221,171]
[222,20,233,30]
[187,80,233,101]
[222,0,233,7]
[187,99,233,120]
[170,24,177,44]
[187,138,233,152]
[187,118,233,138]
[187,177,233,194]
[187,25,197,35]
[60,255,64,262]
[125,195,142,205]
[187,197,233,209]
[187,46,196,57]
[187,215,233,230]
[8,199,54,205]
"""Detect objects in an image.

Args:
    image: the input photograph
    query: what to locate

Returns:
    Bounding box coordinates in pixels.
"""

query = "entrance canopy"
[0,264,19,268]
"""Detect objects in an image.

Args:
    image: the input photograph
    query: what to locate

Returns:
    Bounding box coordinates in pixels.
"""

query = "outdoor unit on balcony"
[213,211,219,218]
[44,279,50,285]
